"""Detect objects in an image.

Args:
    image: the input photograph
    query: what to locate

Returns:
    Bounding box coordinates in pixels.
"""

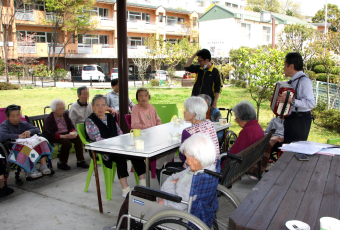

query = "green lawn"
[0,85,338,144]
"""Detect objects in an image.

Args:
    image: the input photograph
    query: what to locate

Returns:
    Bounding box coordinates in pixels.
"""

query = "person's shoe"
[122,186,130,198]
[77,161,89,169]
[26,169,43,179]
[57,161,71,170]
[249,175,259,181]
[103,226,117,230]
[0,188,6,197]
[2,185,14,195]
[40,167,52,175]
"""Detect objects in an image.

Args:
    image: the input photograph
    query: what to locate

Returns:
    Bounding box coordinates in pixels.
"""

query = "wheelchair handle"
[204,169,222,179]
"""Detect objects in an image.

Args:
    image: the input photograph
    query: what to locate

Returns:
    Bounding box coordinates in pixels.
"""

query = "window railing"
[100,17,114,27]
[78,44,92,54]
[17,44,36,54]
[15,10,34,21]
[45,12,63,23]
[48,43,65,54]
[101,44,114,55]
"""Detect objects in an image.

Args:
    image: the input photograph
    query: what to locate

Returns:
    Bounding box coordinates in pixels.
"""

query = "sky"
[298,0,340,16]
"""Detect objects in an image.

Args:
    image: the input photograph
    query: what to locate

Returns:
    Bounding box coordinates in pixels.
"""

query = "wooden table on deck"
[229,151,340,230]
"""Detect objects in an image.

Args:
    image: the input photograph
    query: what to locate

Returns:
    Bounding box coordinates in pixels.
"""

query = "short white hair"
[50,99,65,112]
[179,133,216,168]
[184,96,208,121]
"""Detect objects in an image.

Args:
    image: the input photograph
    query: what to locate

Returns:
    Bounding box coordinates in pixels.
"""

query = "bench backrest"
[25,114,49,133]
[220,129,275,187]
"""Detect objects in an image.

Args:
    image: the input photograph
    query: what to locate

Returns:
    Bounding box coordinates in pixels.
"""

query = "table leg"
[92,150,103,214]
[145,157,150,187]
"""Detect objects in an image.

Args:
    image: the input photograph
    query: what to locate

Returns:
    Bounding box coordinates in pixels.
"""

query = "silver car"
[149,70,168,81]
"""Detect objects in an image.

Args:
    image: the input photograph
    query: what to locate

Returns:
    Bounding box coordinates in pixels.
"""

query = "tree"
[328,16,340,54]
[213,57,229,82]
[0,0,32,82]
[131,49,152,86]
[229,47,252,81]
[145,34,166,71]
[281,0,302,19]
[248,48,286,119]
[312,4,340,24]
[43,0,97,77]
[246,0,281,13]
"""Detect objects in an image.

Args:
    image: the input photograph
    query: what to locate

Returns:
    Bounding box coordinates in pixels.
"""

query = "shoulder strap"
[288,74,308,112]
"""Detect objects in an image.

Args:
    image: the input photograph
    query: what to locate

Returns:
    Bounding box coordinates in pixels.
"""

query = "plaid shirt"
[189,160,221,228]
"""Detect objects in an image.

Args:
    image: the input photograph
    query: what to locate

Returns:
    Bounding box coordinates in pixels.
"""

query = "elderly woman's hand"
[60,133,77,139]
[171,178,179,184]
[158,198,165,205]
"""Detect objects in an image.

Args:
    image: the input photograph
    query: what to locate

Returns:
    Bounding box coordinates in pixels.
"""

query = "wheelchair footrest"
[133,185,182,203]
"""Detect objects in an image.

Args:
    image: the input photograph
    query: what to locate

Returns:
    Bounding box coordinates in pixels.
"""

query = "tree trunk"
[327,72,330,109]
[257,102,260,120]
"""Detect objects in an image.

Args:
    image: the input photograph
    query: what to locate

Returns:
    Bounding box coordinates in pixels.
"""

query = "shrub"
[0,82,20,90]
[311,98,327,119]
[162,80,169,85]
[150,79,159,86]
[240,81,247,88]
[316,73,327,82]
[229,78,236,84]
[319,109,340,133]
[313,65,326,73]
[235,80,242,87]
[331,67,340,75]
[306,70,316,80]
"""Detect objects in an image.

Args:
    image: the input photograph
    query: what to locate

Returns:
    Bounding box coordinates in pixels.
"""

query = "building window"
[17,31,50,43]
[128,37,145,48]
[263,26,271,42]
[78,34,109,46]
[225,2,232,7]
[232,4,238,8]
[166,39,180,44]
[193,18,197,27]
[166,16,178,26]
[127,11,150,23]
[16,0,45,12]
[241,23,251,40]
[98,8,109,19]
[212,1,219,4]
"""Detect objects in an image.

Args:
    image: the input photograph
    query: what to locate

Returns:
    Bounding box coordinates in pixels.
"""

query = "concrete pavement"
[0,152,258,230]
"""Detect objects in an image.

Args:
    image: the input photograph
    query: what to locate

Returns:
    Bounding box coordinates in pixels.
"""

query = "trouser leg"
[69,136,85,161]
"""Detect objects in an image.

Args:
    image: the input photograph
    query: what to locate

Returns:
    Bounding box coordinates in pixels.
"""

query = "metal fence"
[313,81,340,109]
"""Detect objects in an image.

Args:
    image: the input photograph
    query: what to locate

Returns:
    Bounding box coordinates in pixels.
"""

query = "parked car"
[81,65,105,82]
[111,68,118,80]
[149,70,168,81]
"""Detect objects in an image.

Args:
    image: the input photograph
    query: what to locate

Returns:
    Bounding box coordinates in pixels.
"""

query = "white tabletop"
[85,121,231,158]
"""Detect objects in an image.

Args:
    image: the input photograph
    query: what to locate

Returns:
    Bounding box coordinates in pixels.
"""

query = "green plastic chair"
[327,138,340,145]
[152,104,180,124]
[77,124,139,201]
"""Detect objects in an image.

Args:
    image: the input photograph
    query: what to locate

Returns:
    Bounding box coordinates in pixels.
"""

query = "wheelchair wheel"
[143,210,210,230]
[212,184,241,230]
[0,142,10,180]
[225,131,237,151]
[147,219,196,230]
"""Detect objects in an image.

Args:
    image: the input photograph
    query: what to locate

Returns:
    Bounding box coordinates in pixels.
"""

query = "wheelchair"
[0,137,55,186]
[117,163,240,230]
[218,108,237,152]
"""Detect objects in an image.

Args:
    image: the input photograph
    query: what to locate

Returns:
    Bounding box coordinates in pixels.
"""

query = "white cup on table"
[169,132,180,141]
[320,217,340,230]
[134,140,144,150]
[173,118,181,125]
[219,118,227,126]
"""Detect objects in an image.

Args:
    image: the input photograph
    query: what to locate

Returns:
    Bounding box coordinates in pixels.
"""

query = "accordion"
[270,82,295,117]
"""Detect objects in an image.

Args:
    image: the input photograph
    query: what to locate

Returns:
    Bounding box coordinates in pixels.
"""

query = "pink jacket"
[131,104,162,130]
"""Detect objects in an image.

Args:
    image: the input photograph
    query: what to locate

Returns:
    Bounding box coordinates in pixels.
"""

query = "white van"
[111,68,118,80]
[81,65,105,81]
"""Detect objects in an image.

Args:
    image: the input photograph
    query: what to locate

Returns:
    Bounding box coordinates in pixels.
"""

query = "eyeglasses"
[197,59,204,63]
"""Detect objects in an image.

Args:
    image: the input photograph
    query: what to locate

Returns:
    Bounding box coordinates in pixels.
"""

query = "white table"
[85,121,231,213]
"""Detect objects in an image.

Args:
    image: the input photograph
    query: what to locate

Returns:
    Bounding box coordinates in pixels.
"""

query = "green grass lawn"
[0,85,338,144]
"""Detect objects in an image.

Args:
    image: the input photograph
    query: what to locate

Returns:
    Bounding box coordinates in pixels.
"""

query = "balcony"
[66,44,116,58]
[128,45,150,58]
[127,20,156,31]
[45,12,63,23]
[100,17,114,27]
[78,44,92,54]
[165,24,191,34]
[17,44,36,54]
[15,10,34,21]
[48,43,65,54]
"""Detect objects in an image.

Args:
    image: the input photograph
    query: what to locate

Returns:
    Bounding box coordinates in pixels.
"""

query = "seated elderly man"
[69,86,116,128]
[221,101,264,169]
[103,133,217,230]
[0,105,52,178]
[43,99,89,170]
[106,79,134,113]
[166,97,220,170]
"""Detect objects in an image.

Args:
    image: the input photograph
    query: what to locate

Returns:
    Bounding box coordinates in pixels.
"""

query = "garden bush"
[319,109,340,133]
[150,79,159,86]
[331,67,340,75]
[315,73,338,83]
[240,81,247,88]
[306,70,316,80]
[229,78,236,84]
[235,80,242,87]
[0,82,20,90]
[311,98,327,119]
[313,65,326,73]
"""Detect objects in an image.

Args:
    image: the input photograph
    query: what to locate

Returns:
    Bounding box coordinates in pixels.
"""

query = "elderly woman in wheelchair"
[104,133,231,230]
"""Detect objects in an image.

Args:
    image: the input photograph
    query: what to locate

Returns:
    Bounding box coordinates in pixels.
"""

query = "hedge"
[313,65,326,73]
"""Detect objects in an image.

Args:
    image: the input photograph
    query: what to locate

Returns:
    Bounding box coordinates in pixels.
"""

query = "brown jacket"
[43,112,75,141]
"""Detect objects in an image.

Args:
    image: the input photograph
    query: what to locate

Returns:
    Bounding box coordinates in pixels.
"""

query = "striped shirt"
[288,71,315,114]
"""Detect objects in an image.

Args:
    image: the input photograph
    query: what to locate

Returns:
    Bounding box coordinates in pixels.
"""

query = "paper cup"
[219,118,227,126]
[134,140,144,150]
[169,132,180,141]
[320,217,340,230]
[130,129,141,137]
[173,118,181,125]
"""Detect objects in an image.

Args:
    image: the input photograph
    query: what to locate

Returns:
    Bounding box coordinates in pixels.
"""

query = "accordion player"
[270,81,295,117]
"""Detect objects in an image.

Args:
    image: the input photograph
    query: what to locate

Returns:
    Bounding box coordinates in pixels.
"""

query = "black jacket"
[185,64,222,104]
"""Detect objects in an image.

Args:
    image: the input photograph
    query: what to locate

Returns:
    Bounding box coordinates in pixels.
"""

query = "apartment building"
[0,0,199,78]
[198,4,314,57]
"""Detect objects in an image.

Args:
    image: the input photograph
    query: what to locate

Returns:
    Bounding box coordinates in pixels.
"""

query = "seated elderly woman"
[131,88,161,129]
[221,101,264,171]
[43,99,89,170]
[85,95,146,197]
[166,96,220,169]
[103,133,217,230]
[0,105,52,178]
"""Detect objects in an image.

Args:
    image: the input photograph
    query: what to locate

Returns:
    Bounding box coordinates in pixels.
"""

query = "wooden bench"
[220,129,275,187]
